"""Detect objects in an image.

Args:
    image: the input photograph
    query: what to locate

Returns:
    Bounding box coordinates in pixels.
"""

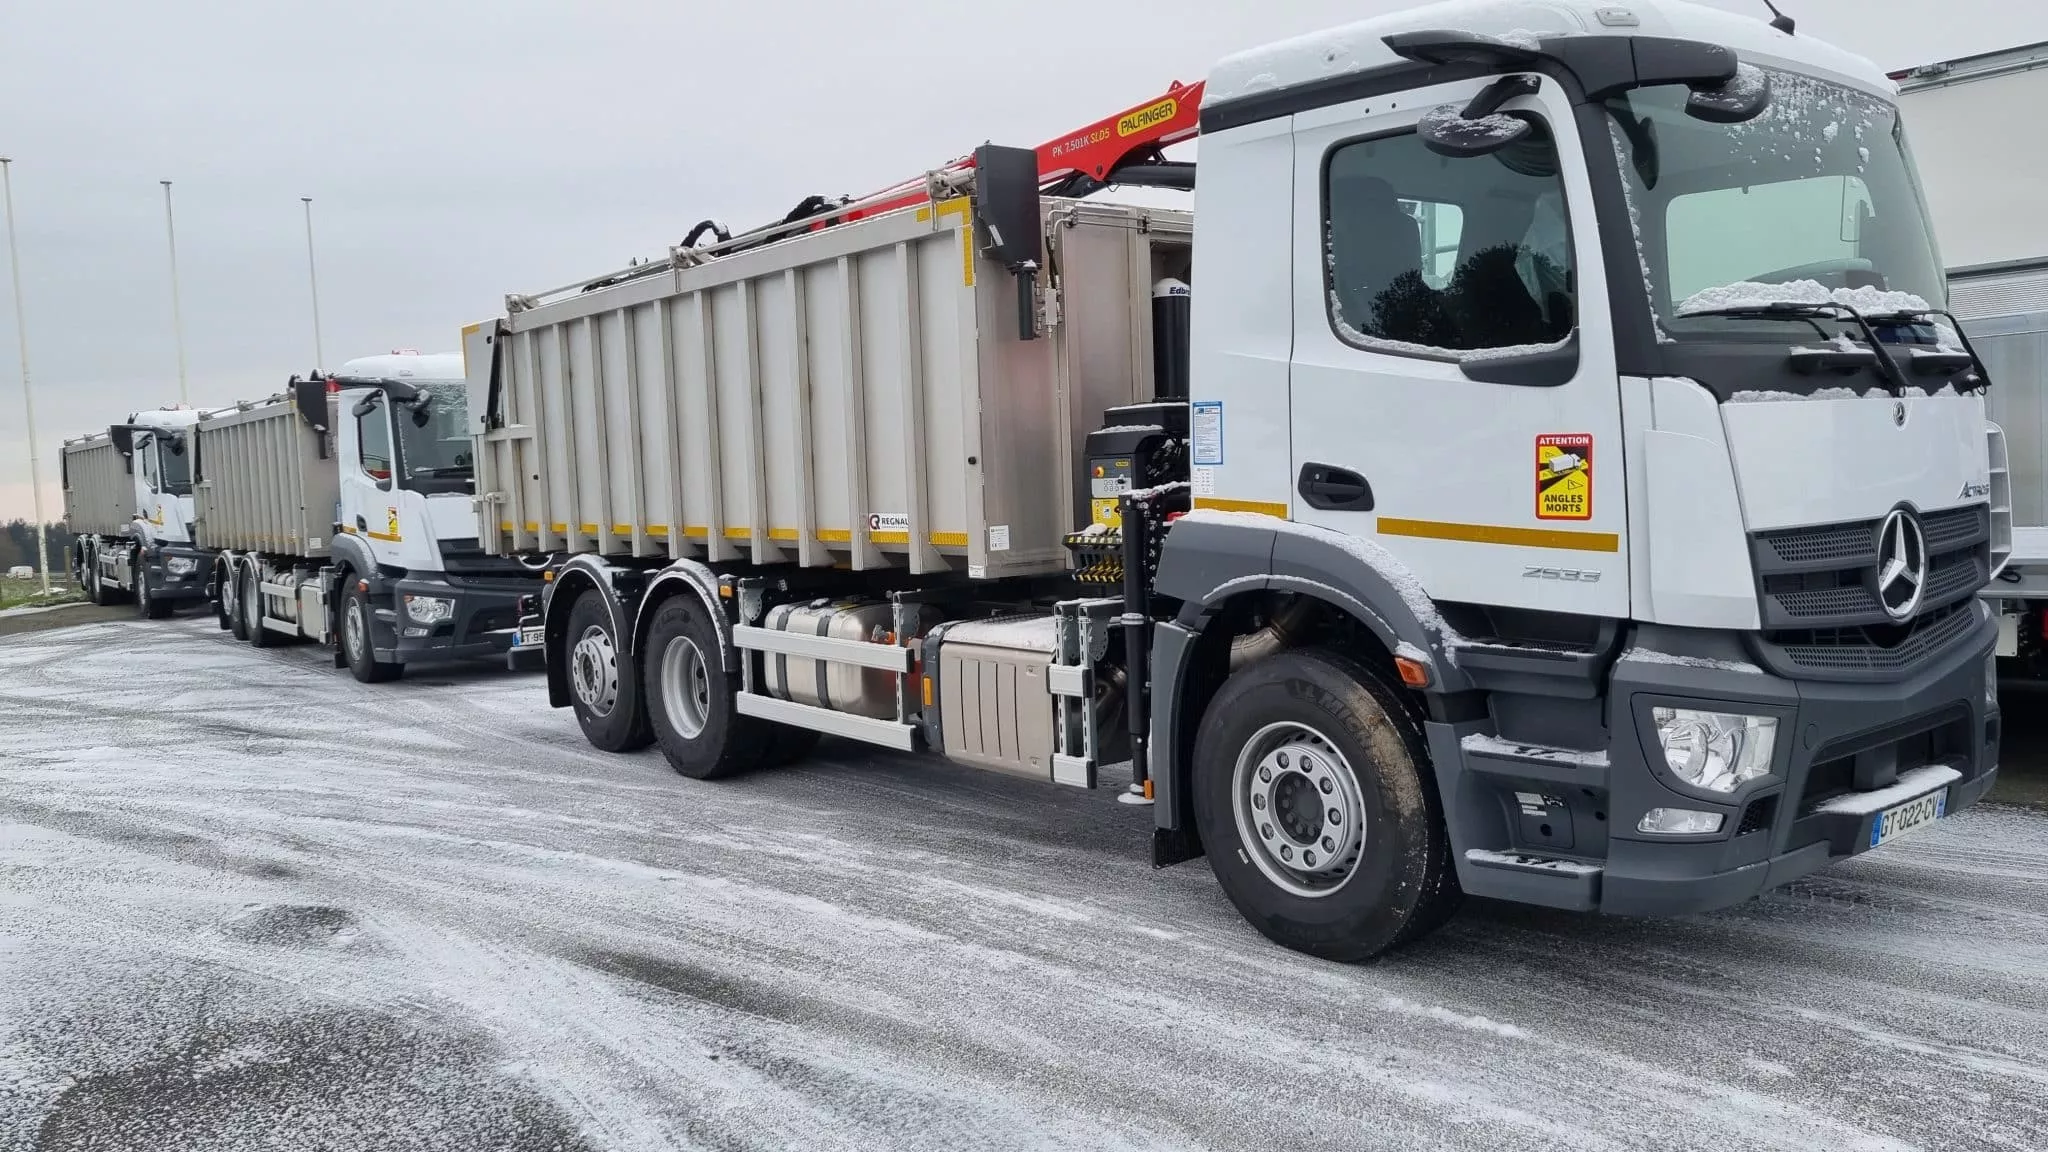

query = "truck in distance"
[469,0,2004,959]
[61,406,213,619]
[196,352,549,682]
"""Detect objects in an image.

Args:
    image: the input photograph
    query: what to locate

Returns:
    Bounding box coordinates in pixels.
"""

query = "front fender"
[1154,511,1469,691]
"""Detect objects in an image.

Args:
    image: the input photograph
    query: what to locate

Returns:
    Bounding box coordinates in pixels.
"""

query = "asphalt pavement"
[2,615,2044,1151]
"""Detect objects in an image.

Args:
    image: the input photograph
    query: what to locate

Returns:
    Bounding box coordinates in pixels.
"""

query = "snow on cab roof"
[1204,0,1896,110]
[336,351,464,383]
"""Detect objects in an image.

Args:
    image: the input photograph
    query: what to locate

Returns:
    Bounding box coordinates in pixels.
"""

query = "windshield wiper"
[1680,301,1991,395]
[1678,301,1914,396]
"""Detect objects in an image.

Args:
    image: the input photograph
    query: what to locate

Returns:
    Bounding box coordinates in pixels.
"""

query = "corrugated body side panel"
[194,400,339,556]
[61,439,132,536]
[1974,316,2048,526]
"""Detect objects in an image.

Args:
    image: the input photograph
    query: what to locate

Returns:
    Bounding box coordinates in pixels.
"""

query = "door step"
[1459,732,1610,788]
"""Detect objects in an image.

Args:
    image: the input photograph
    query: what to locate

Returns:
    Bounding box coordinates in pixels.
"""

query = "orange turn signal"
[1394,655,1430,688]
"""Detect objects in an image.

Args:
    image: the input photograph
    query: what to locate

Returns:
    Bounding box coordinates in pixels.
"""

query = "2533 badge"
[1535,434,1593,521]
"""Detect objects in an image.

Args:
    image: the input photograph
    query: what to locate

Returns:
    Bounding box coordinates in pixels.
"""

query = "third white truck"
[467,0,2005,959]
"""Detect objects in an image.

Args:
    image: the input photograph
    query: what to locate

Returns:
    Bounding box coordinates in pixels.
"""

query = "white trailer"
[1896,44,2048,665]
[196,353,550,682]
[476,0,2004,960]
[60,407,214,618]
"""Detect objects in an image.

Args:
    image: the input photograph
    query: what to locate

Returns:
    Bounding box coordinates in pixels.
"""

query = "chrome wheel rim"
[1231,721,1369,899]
[660,636,712,739]
[570,624,619,716]
[244,573,263,635]
[344,599,365,662]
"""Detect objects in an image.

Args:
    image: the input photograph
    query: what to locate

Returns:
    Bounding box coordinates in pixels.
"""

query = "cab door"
[1287,75,1629,618]
[338,389,408,568]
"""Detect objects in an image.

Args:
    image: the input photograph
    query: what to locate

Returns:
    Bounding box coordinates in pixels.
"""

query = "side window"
[1325,123,1575,355]
[358,398,394,485]
[1665,174,1872,306]
[137,434,159,489]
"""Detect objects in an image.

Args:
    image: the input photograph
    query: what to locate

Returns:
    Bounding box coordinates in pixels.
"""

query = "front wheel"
[1191,647,1460,962]
[564,590,650,751]
[342,583,402,683]
[136,567,172,620]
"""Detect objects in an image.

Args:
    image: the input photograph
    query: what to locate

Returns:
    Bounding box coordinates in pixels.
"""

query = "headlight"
[404,595,455,625]
[1652,708,1777,793]
[164,556,197,576]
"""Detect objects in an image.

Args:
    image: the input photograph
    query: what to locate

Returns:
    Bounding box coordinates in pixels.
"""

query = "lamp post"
[302,196,325,369]
[161,180,190,406]
[0,157,51,595]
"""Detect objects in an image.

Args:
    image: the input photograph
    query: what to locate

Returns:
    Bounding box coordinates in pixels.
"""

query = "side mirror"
[352,394,380,419]
[1684,63,1771,123]
[167,434,186,457]
[409,397,433,428]
[1418,74,1542,159]
[973,143,1045,342]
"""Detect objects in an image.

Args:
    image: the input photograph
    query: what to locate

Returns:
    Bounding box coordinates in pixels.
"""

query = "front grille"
[1750,504,1990,679]
[1769,599,1978,673]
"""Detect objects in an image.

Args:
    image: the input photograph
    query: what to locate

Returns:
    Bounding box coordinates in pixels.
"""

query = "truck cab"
[1150,0,2001,942]
[329,352,546,674]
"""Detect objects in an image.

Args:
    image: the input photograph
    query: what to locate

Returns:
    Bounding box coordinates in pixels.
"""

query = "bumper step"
[1460,732,1611,789]
[1459,848,1603,911]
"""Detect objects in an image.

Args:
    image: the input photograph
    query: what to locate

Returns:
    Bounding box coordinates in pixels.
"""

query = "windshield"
[158,434,193,497]
[1605,68,1946,336]
[396,381,474,491]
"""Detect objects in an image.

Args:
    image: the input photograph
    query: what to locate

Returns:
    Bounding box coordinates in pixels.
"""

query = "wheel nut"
[1320,778,1334,794]
[1304,850,1317,867]
[1252,794,1266,810]
[1280,845,1293,861]
[1260,823,1274,839]
[1277,752,1290,768]
[1328,808,1341,825]
[1259,765,1272,783]
[1322,836,1335,853]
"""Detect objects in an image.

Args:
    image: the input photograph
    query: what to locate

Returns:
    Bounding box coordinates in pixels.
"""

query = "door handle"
[1298,463,1374,511]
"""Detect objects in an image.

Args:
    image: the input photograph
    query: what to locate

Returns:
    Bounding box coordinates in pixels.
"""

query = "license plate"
[1870,788,1948,849]
[516,625,545,648]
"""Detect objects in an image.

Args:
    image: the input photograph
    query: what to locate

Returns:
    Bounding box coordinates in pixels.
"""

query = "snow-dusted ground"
[3,618,2046,1152]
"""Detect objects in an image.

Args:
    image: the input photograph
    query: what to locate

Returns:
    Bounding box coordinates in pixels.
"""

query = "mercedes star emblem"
[1875,508,1927,621]
[1892,400,1907,426]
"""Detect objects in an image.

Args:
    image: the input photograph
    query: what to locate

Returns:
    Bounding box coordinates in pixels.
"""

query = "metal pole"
[301,197,324,369]
[161,180,189,407]
[0,157,51,595]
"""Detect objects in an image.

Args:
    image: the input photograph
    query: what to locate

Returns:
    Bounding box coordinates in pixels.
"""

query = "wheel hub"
[344,600,365,661]
[571,625,620,716]
[659,636,712,739]
[1233,723,1368,898]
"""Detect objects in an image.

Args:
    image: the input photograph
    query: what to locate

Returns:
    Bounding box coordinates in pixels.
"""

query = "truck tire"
[342,583,402,683]
[243,567,276,648]
[642,594,771,779]
[564,590,650,751]
[1191,647,1459,962]
[136,564,173,620]
[83,544,103,606]
[213,563,234,631]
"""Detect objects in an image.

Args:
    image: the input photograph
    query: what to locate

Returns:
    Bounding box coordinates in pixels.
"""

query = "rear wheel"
[1191,647,1460,962]
[243,566,275,648]
[83,544,103,606]
[565,590,650,751]
[226,562,249,640]
[643,595,772,779]
[342,583,402,683]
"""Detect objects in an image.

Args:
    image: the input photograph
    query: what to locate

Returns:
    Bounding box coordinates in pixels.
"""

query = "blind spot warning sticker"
[1536,434,1593,521]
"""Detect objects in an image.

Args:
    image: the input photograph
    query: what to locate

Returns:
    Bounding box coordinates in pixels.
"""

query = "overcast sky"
[4,0,2045,522]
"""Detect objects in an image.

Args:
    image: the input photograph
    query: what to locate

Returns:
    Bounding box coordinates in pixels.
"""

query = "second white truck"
[196,352,549,681]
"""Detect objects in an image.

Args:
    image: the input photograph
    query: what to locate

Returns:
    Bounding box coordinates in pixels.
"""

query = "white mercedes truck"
[1895,43,2048,669]
[469,0,2004,959]
[61,407,214,619]
[197,352,549,682]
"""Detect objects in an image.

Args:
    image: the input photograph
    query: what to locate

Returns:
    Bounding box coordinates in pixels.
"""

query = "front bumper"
[1429,605,1999,916]
[150,544,214,604]
[372,574,543,666]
